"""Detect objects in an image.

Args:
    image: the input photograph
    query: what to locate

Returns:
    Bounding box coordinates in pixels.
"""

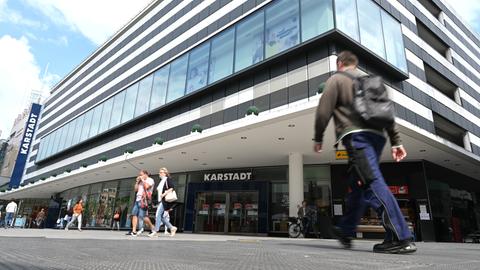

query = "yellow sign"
[335,150,349,160]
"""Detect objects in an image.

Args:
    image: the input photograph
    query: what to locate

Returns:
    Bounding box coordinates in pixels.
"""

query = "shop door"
[195,192,227,233]
[195,191,258,234]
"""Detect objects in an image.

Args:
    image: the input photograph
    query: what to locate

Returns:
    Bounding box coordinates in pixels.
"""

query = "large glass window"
[166,54,188,102]
[134,75,153,117]
[88,103,104,138]
[98,98,114,134]
[72,114,84,145]
[265,0,300,58]
[301,0,333,42]
[357,0,385,58]
[50,128,61,155]
[381,11,408,72]
[120,84,138,124]
[57,125,68,152]
[109,91,125,128]
[80,109,94,142]
[235,11,264,72]
[64,119,76,149]
[208,28,234,84]
[150,66,169,109]
[186,43,210,94]
[335,0,360,41]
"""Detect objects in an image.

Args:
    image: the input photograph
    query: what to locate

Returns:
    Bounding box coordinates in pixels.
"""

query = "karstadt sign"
[203,172,252,181]
[9,103,42,188]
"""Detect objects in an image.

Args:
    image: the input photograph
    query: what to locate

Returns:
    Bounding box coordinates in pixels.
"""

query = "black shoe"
[125,231,133,235]
[332,227,352,249]
[373,240,417,254]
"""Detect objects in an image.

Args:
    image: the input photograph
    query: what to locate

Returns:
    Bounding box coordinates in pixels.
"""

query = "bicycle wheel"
[288,223,302,238]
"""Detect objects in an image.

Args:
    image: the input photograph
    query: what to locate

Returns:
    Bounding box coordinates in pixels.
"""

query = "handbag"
[164,179,178,202]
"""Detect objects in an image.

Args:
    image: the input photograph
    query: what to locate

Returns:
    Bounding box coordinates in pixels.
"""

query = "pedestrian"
[112,208,121,231]
[4,199,17,229]
[313,51,416,254]
[297,200,312,237]
[129,170,156,236]
[65,199,83,231]
[35,208,46,228]
[149,167,177,237]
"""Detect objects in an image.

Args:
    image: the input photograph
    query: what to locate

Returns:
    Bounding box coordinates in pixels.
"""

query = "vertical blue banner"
[9,103,42,188]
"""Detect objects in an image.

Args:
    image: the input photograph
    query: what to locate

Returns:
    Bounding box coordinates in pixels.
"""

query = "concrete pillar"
[288,152,304,217]
[464,132,472,152]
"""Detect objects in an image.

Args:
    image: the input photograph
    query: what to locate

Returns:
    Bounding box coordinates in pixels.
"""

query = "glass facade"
[37,0,406,161]
[335,0,408,72]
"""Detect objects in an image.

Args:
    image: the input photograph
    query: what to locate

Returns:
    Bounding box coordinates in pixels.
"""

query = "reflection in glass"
[271,182,289,232]
[57,125,68,152]
[88,103,104,138]
[134,75,153,117]
[186,43,210,94]
[80,109,94,142]
[357,0,385,58]
[208,28,234,84]
[381,11,408,72]
[335,0,359,41]
[150,66,169,109]
[301,0,333,41]
[109,91,126,128]
[98,98,114,134]
[71,114,84,145]
[235,11,264,72]
[265,0,299,58]
[121,84,139,124]
[50,129,61,155]
[166,54,188,102]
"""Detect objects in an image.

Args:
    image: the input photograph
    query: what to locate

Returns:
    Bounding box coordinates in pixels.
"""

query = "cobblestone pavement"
[0,229,479,270]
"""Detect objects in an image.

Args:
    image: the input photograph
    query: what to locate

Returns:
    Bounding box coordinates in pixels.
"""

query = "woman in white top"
[149,167,177,237]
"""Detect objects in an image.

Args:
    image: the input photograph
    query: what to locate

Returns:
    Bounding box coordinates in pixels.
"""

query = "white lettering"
[218,174,223,181]
[203,172,253,181]
[204,174,210,181]
[20,148,28,155]
[233,173,239,180]
[211,174,217,181]
[246,172,252,180]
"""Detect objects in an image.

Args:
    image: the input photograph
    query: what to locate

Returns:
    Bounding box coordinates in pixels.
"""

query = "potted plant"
[65,168,72,173]
[191,124,203,133]
[51,173,57,177]
[153,137,165,145]
[124,147,134,154]
[245,105,259,116]
[81,163,88,168]
[98,155,108,162]
[40,177,46,181]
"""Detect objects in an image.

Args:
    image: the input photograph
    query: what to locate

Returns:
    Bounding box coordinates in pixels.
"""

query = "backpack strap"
[335,71,357,81]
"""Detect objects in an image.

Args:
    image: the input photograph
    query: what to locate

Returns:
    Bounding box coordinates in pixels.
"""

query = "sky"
[0,0,479,140]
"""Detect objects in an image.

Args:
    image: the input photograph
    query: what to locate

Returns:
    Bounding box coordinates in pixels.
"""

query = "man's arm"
[313,78,338,152]
[386,122,407,162]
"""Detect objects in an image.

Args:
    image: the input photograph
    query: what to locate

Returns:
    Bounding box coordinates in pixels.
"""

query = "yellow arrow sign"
[335,150,349,160]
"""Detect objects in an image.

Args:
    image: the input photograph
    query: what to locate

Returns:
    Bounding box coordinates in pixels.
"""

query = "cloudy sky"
[0,0,479,139]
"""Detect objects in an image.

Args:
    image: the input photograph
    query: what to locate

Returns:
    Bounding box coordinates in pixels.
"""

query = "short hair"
[140,169,149,176]
[336,51,358,67]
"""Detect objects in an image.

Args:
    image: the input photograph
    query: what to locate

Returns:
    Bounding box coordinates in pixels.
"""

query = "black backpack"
[338,72,395,129]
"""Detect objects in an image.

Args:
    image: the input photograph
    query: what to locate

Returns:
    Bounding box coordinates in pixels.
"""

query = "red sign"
[214,203,222,209]
[389,186,399,194]
[233,203,242,209]
[202,204,209,210]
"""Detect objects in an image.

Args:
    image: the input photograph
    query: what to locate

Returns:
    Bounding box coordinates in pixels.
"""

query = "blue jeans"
[338,132,412,242]
[5,212,14,227]
[154,203,173,232]
[131,201,147,219]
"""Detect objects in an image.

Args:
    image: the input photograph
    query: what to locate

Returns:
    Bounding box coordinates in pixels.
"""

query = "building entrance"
[195,191,258,234]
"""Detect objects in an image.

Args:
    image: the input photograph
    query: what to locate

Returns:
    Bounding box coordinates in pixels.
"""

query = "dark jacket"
[159,177,175,207]
[314,69,401,146]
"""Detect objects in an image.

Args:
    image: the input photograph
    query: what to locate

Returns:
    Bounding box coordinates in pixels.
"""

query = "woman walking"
[65,199,83,231]
[112,208,121,231]
[149,167,177,237]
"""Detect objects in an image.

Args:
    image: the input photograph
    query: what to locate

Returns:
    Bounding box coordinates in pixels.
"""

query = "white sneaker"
[164,230,169,235]
[148,231,157,238]
[65,227,68,231]
[78,229,82,232]
[170,226,177,237]
[137,228,144,234]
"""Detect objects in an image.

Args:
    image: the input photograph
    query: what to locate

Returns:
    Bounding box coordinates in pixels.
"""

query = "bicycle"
[288,216,304,238]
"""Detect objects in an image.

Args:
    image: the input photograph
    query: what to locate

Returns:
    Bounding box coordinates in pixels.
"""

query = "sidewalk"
[0,228,338,242]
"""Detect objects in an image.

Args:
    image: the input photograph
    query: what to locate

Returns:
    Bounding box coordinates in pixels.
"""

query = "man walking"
[130,170,156,236]
[4,199,17,229]
[313,51,416,254]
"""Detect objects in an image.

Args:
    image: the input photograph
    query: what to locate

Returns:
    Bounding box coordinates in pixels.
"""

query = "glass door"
[195,192,227,233]
[228,192,258,234]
